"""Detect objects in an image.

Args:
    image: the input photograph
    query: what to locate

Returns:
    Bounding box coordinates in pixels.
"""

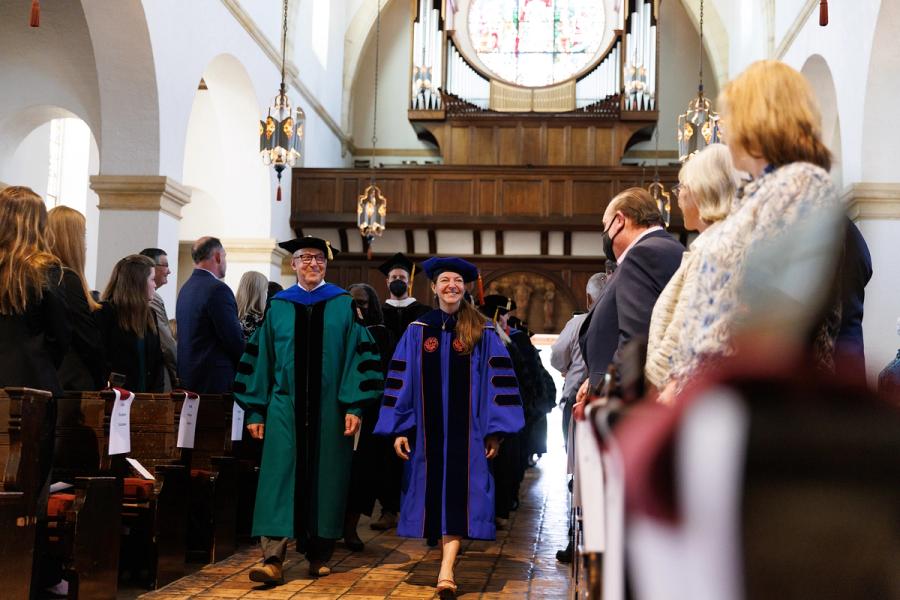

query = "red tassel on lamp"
[819,0,828,26]
[276,184,282,202]
[30,0,40,27]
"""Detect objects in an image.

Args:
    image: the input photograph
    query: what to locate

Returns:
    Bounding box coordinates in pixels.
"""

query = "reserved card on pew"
[108,388,135,455]
[231,402,245,441]
[49,481,74,493]
[125,457,155,480]
[176,392,200,449]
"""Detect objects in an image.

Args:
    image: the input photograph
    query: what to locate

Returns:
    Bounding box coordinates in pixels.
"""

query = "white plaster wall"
[1,123,52,198]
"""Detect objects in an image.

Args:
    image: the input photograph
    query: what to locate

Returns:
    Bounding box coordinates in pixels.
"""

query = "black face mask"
[389,279,408,297]
[602,215,623,261]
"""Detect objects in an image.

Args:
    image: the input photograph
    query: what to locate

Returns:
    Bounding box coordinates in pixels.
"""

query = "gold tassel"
[30,0,40,27]
[477,274,485,305]
[409,264,416,294]
[325,240,333,260]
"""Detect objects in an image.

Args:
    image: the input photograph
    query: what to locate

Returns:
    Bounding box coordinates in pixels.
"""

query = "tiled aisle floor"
[139,433,571,599]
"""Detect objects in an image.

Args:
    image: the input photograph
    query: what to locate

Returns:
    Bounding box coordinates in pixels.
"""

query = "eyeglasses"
[671,183,684,200]
[295,254,326,265]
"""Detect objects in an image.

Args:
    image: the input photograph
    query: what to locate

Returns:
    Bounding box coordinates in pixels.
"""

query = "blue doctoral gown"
[373,309,526,540]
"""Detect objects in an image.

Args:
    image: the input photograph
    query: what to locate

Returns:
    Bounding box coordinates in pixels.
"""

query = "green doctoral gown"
[233,283,383,540]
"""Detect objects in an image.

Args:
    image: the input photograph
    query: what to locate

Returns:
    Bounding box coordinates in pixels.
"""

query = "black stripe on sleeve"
[382,394,398,408]
[493,393,522,406]
[390,359,407,372]
[491,375,518,388]
[386,377,404,390]
[489,356,513,369]
[357,341,378,354]
[359,379,385,392]
[236,361,254,375]
[232,381,246,394]
[244,342,259,357]
[357,359,382,374]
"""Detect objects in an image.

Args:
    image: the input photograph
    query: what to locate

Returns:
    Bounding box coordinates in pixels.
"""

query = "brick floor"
[139,427,570,599]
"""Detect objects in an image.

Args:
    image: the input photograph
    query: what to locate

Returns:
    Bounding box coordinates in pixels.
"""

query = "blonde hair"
[678,144,739,223]
[720,60,831,171]
[102,254,156,337]
[0,186,61,315]
[236,271,268,320]
[48,206,101,312]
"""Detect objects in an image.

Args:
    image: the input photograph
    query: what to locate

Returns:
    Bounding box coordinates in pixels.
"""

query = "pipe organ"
[446,39,490,110]
[411,0,444,111]
[623,0,658,111]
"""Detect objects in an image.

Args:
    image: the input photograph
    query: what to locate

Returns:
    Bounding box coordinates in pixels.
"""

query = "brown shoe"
[309,562,331,577]
[248,562,283,584]
[369,510,398,530]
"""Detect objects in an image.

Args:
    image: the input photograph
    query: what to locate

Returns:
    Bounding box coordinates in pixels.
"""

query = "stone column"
[844,182,900,381]
[90,175,191,310]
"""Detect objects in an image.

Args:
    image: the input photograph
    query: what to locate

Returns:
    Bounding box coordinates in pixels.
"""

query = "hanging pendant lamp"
[260,0,305,202]
[677,0,719,162]
[358,0,388,253]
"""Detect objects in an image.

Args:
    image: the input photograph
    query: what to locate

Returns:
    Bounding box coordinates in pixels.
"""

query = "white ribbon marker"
[231,401,245,442]
[108,388,135,455]
[176,391,201,449]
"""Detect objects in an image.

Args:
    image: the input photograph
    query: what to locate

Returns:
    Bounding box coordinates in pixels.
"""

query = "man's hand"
[394,436,411,460]
[247,423,265,439]
[576,378,591,405]
[344,414,361,436]
[484,435,501,459]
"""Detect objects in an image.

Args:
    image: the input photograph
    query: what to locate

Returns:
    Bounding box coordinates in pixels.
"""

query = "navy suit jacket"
[835,219,873,371]
[579,230,684,387]
[175,269,245,393]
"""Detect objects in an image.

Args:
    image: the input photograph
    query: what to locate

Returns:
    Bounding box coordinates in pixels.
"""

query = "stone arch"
[677,0,729,92]
[861,0,900,182]
[801,54,842,188]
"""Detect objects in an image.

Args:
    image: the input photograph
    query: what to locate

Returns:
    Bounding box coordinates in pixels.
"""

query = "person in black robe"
[344,283,394,549]
[373,253,430,530]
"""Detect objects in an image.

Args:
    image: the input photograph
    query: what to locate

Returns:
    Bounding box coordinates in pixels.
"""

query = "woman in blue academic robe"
[374,257,525,598]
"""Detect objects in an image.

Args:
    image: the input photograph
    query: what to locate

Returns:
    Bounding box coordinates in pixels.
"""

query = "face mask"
[389,279,408,297]
[602,214,622,261]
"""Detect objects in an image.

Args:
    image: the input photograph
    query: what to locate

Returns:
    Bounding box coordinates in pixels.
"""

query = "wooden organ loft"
[292,0,681,332]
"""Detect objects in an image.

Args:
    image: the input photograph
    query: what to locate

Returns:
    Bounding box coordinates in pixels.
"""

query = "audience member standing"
[236,271,268,340]
[834,219,873,379]
[140,248,177,390]
[577,188,683,409]
[48,206,105,390]
[176,237,244,393]
[235,237,383,582]
[373,252,430,531]
[645,144,738,392]
[97,255,165,392]
[344,282,394,551]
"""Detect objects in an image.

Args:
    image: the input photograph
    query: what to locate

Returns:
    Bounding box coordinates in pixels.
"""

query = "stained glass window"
[468,0,605,87]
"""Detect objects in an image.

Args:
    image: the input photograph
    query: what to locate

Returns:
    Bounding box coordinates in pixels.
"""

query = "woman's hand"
[247,423,265,439]
[484,435,501,459]
[394,436,411,460]
[575,378,591,405]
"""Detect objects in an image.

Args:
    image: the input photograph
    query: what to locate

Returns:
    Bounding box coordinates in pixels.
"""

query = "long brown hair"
[454,299,485,355]
[720,60,832,171]
[0,186,61,315]
[48,206,101,312]
[102,254,156,337]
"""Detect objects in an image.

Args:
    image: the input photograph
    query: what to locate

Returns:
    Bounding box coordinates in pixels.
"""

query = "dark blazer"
[579,230,684,387]
[0,266,70,396]
[835,219,873,372]
[95,303,165,393]
[57,268,106,390]
[175,269,245,393]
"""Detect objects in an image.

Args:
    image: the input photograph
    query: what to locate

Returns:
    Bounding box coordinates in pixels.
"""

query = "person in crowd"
[661,60,841,401]
[552,273,607,443]
[477,294,538,529]
[645,144,739,393]
[576,188,683,412]
[235,237,383,583]
[375,257,525,598]
[550,272,607,564]
[175,237,245,393]
[834,219,873,379]
[265,280,284,315]
[48,206,105,390]
[343,282,394,551]
[236,270,268,340]
[0,187,70,596]
[96,254,165,392]
[371,252,430,531]
[140,247,177,390]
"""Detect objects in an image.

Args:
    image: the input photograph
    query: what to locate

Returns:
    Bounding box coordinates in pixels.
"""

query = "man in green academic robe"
[234,237,383,583]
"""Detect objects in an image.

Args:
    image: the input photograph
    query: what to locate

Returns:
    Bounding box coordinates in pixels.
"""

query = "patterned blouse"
[671,162,838,382]
[240,309,264,340]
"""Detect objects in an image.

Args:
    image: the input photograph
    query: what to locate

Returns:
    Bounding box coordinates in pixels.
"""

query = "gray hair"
[678,144,739,223]
[586,272,608,301]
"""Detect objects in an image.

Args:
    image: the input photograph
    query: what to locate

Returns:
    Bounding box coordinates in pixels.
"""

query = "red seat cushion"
[48,493,76,517]
[123,477,154,500]
[191,469,214,479]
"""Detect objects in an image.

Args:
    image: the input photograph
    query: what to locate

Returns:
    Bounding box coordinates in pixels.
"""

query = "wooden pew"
[173,392,238,564]
[0,387,52,599]
[50,393,121,598]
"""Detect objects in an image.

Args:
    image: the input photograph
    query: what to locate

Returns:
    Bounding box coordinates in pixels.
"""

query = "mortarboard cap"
[479,294,517,318]
[378,253,416,277]
[278,236,340,260]
[421,256,479,283]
